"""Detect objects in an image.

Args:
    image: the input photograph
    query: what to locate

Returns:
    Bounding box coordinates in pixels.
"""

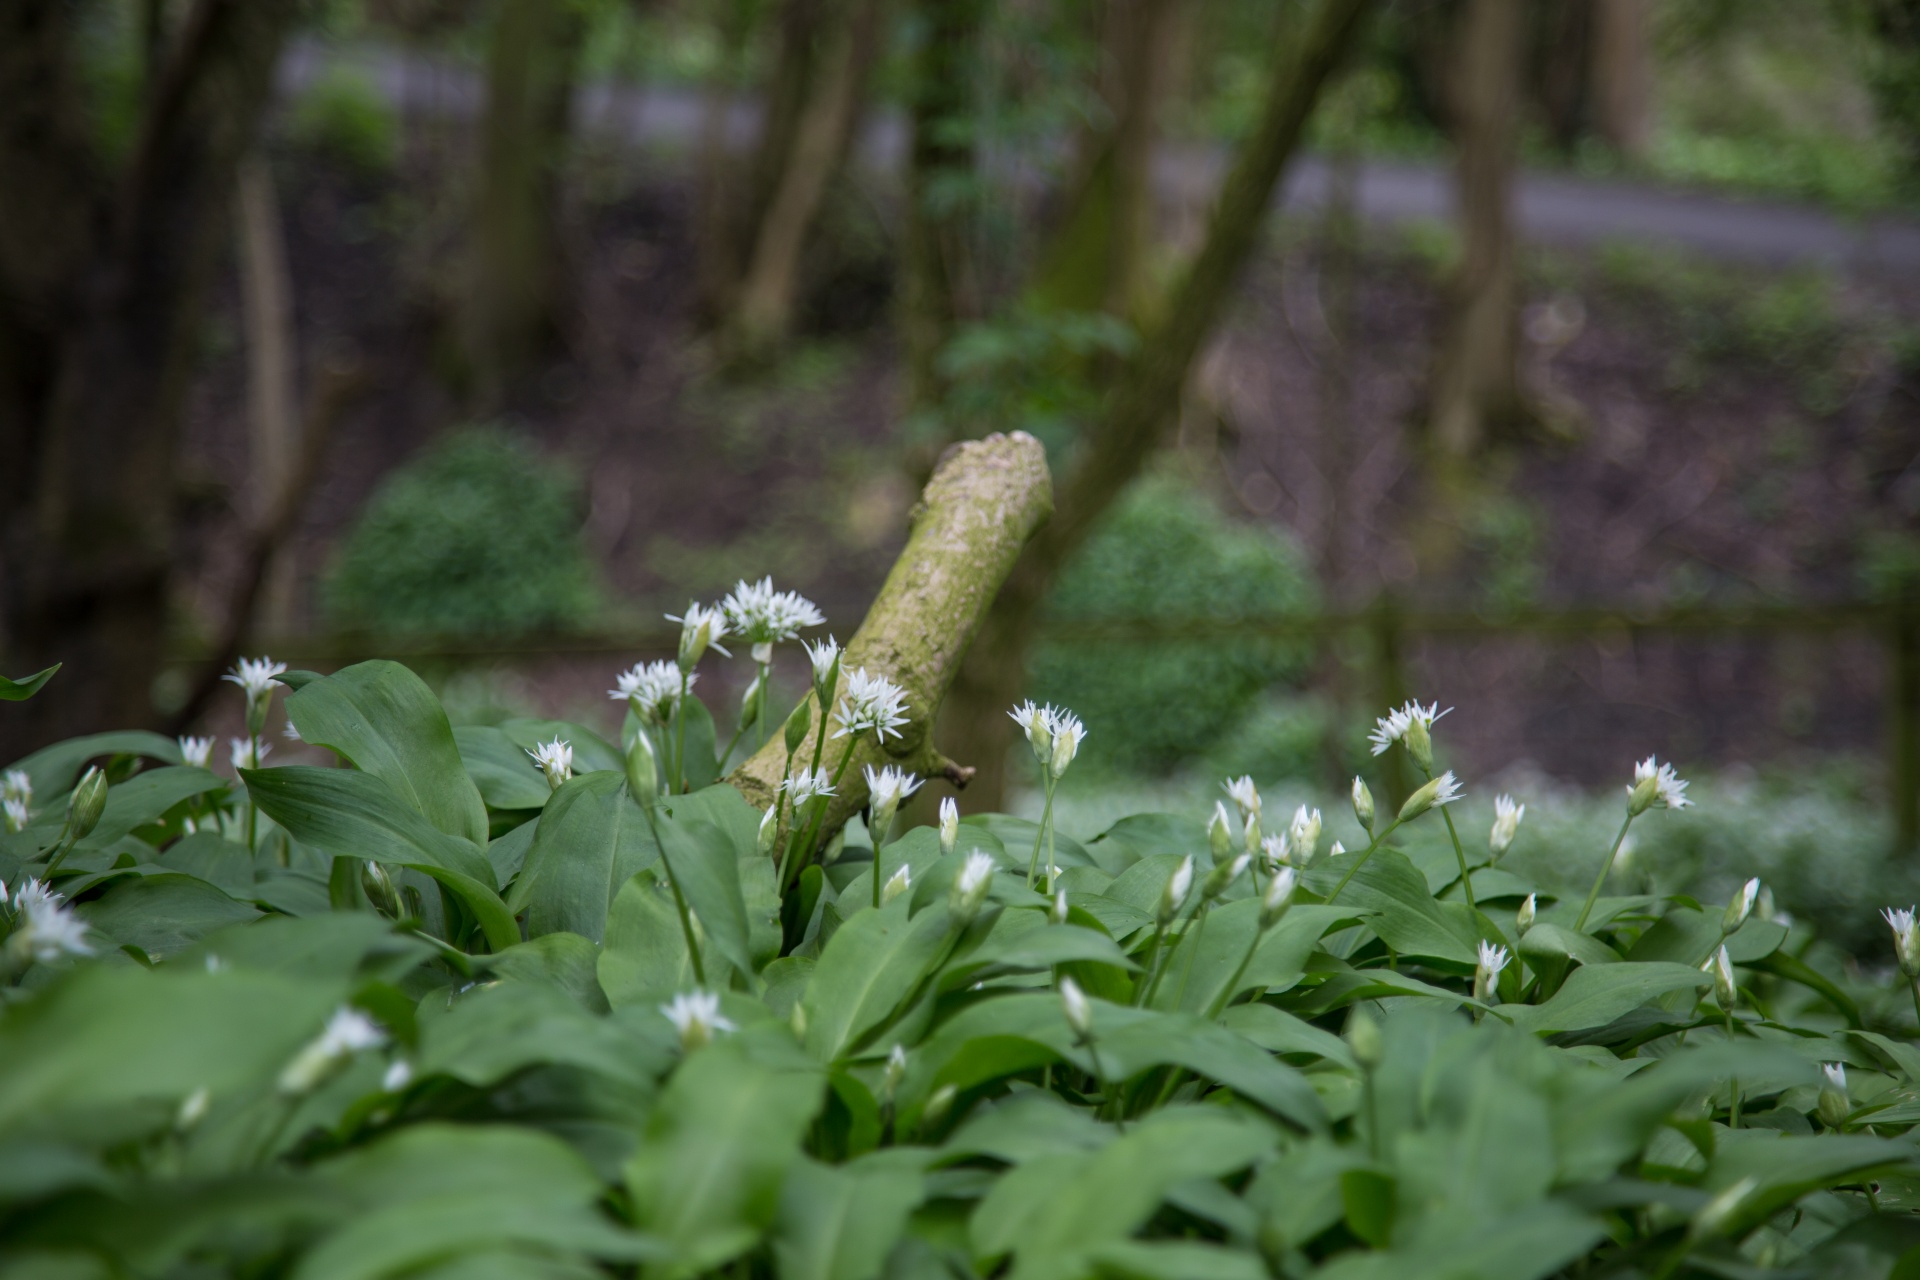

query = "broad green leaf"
[742,855,783,968]
[1702,1132,1918,1228]
[773,1152,926,1280]
[1235,904,1362,995]
[1750,949,1862,1027]
[1501,962,1712,1035]
[481,931,610,1013]
[1517,924,1622,970]
[941,909,1135,990]
[655,805,755,982]
[599,874,700,1007]
[626,1030,824,1278]
[1313,1202,1603,1280]
[964,814,1093,873]
[76,766,226,849]
[286,660,488,845]
[803,896,957,1061]
[1218,1003,1356,1068]
[510,772,661,942]
[1084,1241,1266,1280]
[1085,813,1194,873]
[0,663,59,700]
[486,814,539,884]
[159,832,255,897]
[5,730,179,796]
[77,874,258,959]
[455,725,553,812]
[1306,848,1479,965]
[419,982,662,1088]
[936,1092,1112,1166]
[1625,906,1787,968]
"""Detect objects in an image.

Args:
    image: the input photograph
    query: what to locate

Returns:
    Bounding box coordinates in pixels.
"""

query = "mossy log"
[727,431,1052,835]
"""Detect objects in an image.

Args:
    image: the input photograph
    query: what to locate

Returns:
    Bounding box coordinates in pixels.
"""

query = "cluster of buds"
[1489,795,1525,860]
[610,660,687,726]
[627,732,660,808]
[527,738,574,791]
[1817,1062,1850,1130]
[1260,867,1297,929]
[1158,857,1195,927]
[1223,776,1261,851]
[938,797,959,855]
[1397,771,1462,822]
[881,865,913,906]
[1723,878,1760,935]
[1627,755,1691,815]
[1368,700,1450,772]
[1705,945,1738,1009]
[1008,701,1086,780]
[1884,907,1920,978]
[863,765,922,846]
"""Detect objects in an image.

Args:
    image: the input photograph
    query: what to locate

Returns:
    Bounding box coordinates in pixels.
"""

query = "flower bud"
[757,806,777,856]
[1627,774,1659,816]
[1259,867,1296,929]
[1048,712,1084,779]
[625,732,658,808]
[1516,892,1536,934]
[938,797,959,856]
[1009,701,1052,766]
[1397,772,1462,822]
[362,861,401,918]
[950,851,995,924]
[65,767,107,843]
[1158,857,1194,926]
[882,1044,908,1101]
[1473,941,1510,1004]
[1287,806,1322,863]
[661,990,734,1052]
[1051,890,1069,925]
[783,698,813,755]
[1886,907,1920,978]
[1489,795,1524,859]
[1351,777,1375,831]
[738,675,764,726]
[1207,802,1233,861]
[1242,813,1261,856]
[1706,945,1738,1009]
[923,1082,958,1129]
[1723,878,1760,935]
[881,865,912,906]
[1059,976,1093,1039]
[1403,715,1433,772]
[789,1001,808,1040]
[1347,1007,1383,1068]
[1817,1062,1849,1130]
[1203,851,1251,901]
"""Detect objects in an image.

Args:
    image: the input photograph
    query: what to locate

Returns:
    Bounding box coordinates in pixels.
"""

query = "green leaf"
[1625,906,1787,968]
[286,660,488,845]
[803,896,957,1061]
[419,982,663,1088]
[510,772,661,942]
[497,718,624,775]
[76,874,259,959]
[942,909,1136,990]
[1501,962,1712,1035]
[65,766,226,852]
[159,832,257,897]
[0,664,59,700]
[1084,1240,1267,1280]
[479,931,610,1013]
[626,1030,824,1278]
[599,873,700,1008]
[1308,848,1479,965]
[1517,924,1622,971]
[1313,1203,1603,1280]
[655,803,755,982]
[1218,1002,1356,1068]
[4,730,184,801]
[455,725,554,812]
[1340,1169,1395,1247]
[1750,949,1862,1027]
[774,1153,927,1280]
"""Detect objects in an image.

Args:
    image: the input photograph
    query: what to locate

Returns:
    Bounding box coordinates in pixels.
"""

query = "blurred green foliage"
[1028,476,1315,776]
[326,427,600,636]
[289,69,399,176]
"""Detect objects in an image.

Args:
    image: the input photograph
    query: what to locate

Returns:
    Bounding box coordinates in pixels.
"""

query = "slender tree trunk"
[901,0,986,412]
[727,0,887,356]
[464,0,586,397]
[1589,0,1650,159]
[941,0,1377,808]
[0,0,301,758]
[1426,0,1525,459]
[235,150,300,633]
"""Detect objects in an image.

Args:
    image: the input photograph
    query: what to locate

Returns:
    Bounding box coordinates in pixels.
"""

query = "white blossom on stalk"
[1008,700,1052,764]
[803,636,841,695]
[1288,806,1322,861]
[8,880,93,964]
[950,850,996,920]
[278,1006,385,1094]
[3,799,28,834]
[938,797,959,855]
[881,865,912,906]
[834,668,910,742]
[1516,893,1537,933]
[1367,700,1450,756]
[1059,976,1093,1039]
[1260,867,1297,927]
[1207,803,1233,860]
[1222,776,1261,822]
[757,806,778,856]
[660,991,734,1051]
[1159,856,1195,925]
[610,660,688,724]
[527,738,574,789]
[722,577,825,662]
[666,602,732,668]
[1628,755,1691,814]
[1706,945,1738,1008]
[176,737,213,769]
[1351,776,1375,829]
[1818,1062,1850,1129]
[222,656,287,703]
[882,1044,908,1099]
[863,765,922,815]
[780,768,835,808]
[1397,771,1462,821]
[2,770,30,805]
[1886,906,1920,977]
[1259,834,1290,871]
[229,737,270,772]
[1473,941,1510,1002]
[1047,709,1085,779]
[1489,795,1524,858]
[1052,890,1069,924]
[1723,878,1760,934]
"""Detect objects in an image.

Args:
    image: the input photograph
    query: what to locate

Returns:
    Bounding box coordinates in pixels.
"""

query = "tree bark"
[463,0,586,395]
[1426,0,1525,459]
[727,0,887,356]
[235,150,300,633]
[729,432,1053,835]
[900,0,986,412]
[0,0,301,760]
[940,0,1377,809]
[1589,0,1650,159]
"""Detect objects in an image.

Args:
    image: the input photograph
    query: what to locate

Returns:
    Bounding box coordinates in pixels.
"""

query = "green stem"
[1437,802,1476,913]
[1083,1037,1124,1133]
[1133,923,1166,1007]
[1143,899,1206,1009]
[1025,775,1056,890]
[1171,904,1211,1009]
[641,803,705,986]
[1724,1009,1741,1129]
[1910,975,1920,1032]
[672,673,691,794]
[1573,813,1636,933]
[1326,819,1403,904]
[718,665,768,772]
[794,736,860,889]
[1207,919,1275,1020]
[245,734,261,853]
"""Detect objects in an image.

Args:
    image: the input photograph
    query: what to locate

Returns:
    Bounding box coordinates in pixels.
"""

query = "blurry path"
[283,42,1920,279]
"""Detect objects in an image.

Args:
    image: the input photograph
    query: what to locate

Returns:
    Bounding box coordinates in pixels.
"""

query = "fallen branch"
[728,430,1051,835]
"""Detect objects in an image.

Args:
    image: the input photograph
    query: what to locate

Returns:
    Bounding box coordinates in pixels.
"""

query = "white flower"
[803,636,841,693]
[661,990,734,1051]
[1818,1061,1850,1128]
[883,1043,908,1097]
[282,722,302,742]
[938,796,959,855]
[1288,806,1322,859]
[175,737,213,769]
[1474,941,1510,1003]
[666,601,732,666]
[780,768,836,807]
[2,770,30,805]
[1046,708,1085,779]
[1886,906,1920,977]
[863,764,922,813]
[1260,866,1297,925]
[1822,1061,1847,1091]
[834,668,910,742]
[3,798,28,833]
[527,738,574,789]
[1723,878,1760,933]
[1259,834,1290,870]
[1059,975,1093,1038]
[1367,700,1450,756]
[1052,889,1069,924]
[881,865,912,905]
[951,849,996,919]
[1705,944,1737,1008]
[229,737,270,772]
[278,1006,385,1093]
[610,660,688,723]
[222,656,287,702]
[9,881,93,964]
[1397,771,1461,821]
[382,1059,414,1092]
[1328,840,1346,857]
[1159,856,1195,925]
[1222,776,1261,821]
[721,577,825,655]
[1489,795,1524,857]
[1628,755,1690,813]
[1008,700,1052,764]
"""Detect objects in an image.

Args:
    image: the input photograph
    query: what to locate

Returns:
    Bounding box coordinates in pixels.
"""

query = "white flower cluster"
[834,668,910,742]
[177,736,214,769]
[780,767,836,807]
[721,577,824,656]
[5,878,93,964]
[1629,755,1691,812]
[609,659,689,723]
[1367,700,1450,756]
[229,737,270,772]
[1007,701,1086,778]
[661,990,734,1051]
[527,738,574,789]
[222,655,287,702]
[2,772,29,835]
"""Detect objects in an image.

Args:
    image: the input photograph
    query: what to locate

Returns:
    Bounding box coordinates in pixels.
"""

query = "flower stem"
[641,802,705,986]
[794,736,860,890]
[1326,819,1403,904]
[1573,813,1636,932]
[1910,975,1920,1032]
[1724,1009,1741,1128]
[672,673,691,794]
[1437,803,1476,913]
[1133,923,1166,1008]
[1025,775,1056,890]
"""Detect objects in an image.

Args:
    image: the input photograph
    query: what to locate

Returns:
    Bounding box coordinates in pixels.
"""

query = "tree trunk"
[1426,0,1525,459]
[900,0,986,412]
[727,0,887,357]
[1589,0,1650,159]
[463,0,586,396]
[940,0,1378,809]
[235,149,300,634]
[0,0,301,759]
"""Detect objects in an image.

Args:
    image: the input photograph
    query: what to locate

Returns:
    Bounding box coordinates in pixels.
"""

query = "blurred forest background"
[2,0,1919,936]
